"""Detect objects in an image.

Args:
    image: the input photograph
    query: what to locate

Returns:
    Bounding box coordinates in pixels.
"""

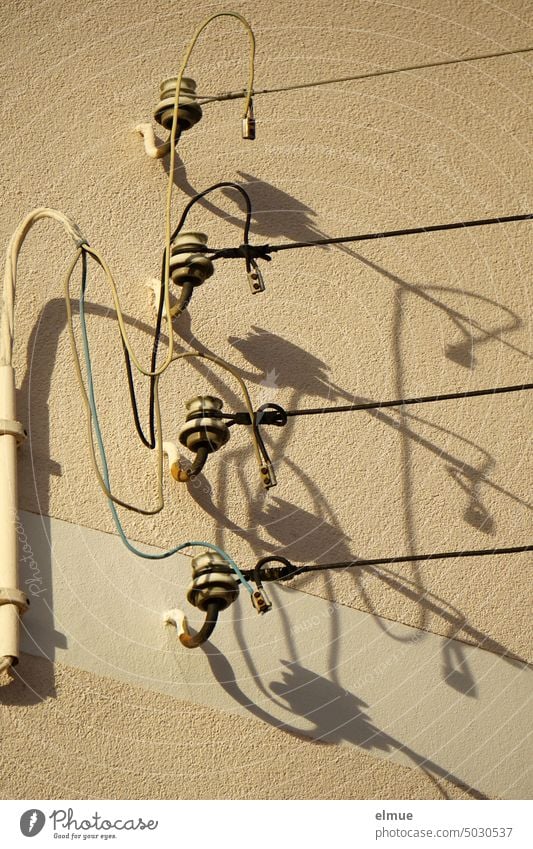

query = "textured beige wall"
[1,653,484,800]
[0,0,531,799]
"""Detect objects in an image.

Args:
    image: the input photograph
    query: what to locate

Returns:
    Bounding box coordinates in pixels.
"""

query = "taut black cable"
[283,381,533,420]
[226,382,533,427]
[210,213,532,261]
[243,544,533,583]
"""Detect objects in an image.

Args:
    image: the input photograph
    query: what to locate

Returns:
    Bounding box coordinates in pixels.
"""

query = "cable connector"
[247,259,265,293]
[259,460,276,489]
[251,588,272,614]
[242,99,256,140]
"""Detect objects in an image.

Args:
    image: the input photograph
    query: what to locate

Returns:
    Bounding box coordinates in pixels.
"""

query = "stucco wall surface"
[0,0,531,799]
[1,653,488,800]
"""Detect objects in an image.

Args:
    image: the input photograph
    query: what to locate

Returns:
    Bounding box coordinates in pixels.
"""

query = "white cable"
[0,208,86,367]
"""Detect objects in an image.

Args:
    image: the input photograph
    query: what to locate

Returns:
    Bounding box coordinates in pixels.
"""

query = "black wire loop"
[256,403,288,427]
[254,556,297,586]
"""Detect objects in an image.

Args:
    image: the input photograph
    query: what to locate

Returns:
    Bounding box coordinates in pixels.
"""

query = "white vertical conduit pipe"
[0,209,85,674]
[0,364,28,671]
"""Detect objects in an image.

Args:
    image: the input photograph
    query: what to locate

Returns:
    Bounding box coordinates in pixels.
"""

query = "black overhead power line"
[197,46,533,103]
[227,382,533,427]
[280,382,533,420]
[210,213,532,262]
[235,380,533,580]
[244,544,533,583]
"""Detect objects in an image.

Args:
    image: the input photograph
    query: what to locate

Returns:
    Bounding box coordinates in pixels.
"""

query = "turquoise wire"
[78,254,253,594]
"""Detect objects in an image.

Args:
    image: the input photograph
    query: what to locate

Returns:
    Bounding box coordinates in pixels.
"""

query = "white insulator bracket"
[135,123,172,160]
[145,279,180,318]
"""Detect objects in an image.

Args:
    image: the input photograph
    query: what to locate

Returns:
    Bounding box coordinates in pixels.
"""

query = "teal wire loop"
[78,251,253,594]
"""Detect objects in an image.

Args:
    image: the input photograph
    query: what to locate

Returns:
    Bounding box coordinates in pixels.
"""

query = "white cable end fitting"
[135,123,171,159]
[163,608,187,637]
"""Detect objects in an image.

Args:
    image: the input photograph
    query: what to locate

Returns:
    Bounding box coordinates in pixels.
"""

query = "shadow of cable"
[186,325,531,683]
[202,644,487,799]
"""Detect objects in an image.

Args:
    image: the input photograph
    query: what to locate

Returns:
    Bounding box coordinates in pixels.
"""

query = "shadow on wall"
[168,171,531,704]
[203,645,488,800]
[185,325,531,660]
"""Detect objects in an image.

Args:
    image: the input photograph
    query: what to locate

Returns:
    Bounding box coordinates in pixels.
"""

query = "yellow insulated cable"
[161,11,255,377]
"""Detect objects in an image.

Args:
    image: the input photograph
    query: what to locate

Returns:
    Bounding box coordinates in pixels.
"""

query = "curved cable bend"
[171,181,254,280]
[163,11,255,365]
[1,208,86,367]
[82,243,179,378]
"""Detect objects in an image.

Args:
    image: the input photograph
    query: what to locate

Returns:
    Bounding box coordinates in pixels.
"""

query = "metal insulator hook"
[179,551,240,648]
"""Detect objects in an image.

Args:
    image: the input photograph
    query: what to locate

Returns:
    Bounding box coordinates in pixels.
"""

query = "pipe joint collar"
[0,418,27,445]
